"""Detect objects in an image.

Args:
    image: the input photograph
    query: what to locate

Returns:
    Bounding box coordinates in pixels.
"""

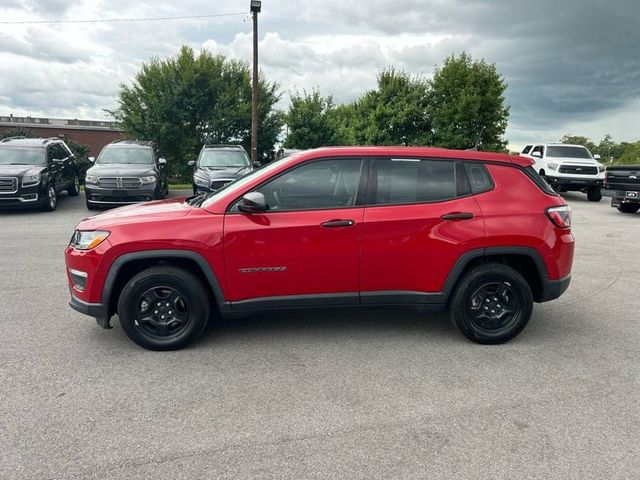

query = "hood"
[0,165,45,177]
[545,156,599,165]
[87,165,156,177]
[200,166,250,180]
[77,196,193,230]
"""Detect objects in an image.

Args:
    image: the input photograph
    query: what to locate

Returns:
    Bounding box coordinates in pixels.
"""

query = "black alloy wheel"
[117,266,210,350]
[450,263,533,344]
[44,183,57,211]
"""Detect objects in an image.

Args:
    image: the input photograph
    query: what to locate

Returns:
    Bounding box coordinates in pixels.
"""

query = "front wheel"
[68,174,80,197]
[43,183,57,211]
[117,266,211,350]
[450,263,533,344]
[617,204,640,214]
[587,186,602,202]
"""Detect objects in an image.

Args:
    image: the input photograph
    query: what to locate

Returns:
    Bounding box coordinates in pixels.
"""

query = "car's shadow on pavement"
[194,307,462,348]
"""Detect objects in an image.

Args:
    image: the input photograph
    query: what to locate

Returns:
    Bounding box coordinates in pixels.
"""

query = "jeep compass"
[65,147,574,350]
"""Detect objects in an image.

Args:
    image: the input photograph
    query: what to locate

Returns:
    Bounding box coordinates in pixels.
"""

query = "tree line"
[111,48,510,180]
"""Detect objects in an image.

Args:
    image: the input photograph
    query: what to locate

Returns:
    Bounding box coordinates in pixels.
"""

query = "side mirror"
[531,151,542,158]
[237,192,268,213]
[593,154,601,160]
[253,161,261,168]
[88,156,95,163]
[158,158,167,165]
[188,160,196,167]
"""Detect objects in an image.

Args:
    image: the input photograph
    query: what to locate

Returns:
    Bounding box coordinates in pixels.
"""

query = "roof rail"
[0,136,27,143]
[203,144,244,149]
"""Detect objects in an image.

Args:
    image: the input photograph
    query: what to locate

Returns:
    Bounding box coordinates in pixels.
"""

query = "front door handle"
[321,219,355,228]
[441,212,474,220]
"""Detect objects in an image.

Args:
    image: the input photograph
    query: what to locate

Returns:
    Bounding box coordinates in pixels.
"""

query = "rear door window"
[371,158,456,205]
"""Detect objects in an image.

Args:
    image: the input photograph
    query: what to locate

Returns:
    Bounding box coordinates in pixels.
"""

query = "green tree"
[560,134,598,153]
[428,53,509,151]
[112,46,282,180]
[352,68,431,146]
[284,89,341,149]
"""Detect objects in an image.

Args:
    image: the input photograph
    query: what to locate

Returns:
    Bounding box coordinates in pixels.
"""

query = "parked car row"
[0,137,254,212]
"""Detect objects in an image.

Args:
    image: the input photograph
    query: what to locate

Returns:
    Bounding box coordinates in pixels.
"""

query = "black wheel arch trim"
[101,250,227,317]
[439,246,557,303]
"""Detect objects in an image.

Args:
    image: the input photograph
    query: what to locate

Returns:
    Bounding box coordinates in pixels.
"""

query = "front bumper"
[0,183,44,208]
[69,292,111,328]
[85,184,157,205]
[545,175,603,188]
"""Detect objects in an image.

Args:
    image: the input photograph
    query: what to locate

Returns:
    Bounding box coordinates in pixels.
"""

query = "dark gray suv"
[84,141,169,210]
[189,145,257,194]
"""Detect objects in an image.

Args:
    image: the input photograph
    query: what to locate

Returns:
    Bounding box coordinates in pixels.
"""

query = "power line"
[0,11,247,25]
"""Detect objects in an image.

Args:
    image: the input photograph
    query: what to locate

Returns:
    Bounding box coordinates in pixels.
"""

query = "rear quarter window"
[464,163,494,194]
[524,166,557,195]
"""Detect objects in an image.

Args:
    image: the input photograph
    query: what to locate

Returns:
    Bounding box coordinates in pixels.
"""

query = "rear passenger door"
[360,158,487,303]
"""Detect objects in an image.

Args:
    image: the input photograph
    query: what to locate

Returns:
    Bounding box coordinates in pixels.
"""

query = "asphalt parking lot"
[1,191,639,480]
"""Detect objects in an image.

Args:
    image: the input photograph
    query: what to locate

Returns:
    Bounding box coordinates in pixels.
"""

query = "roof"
[0,137,62,148]
[202,144,246,150]
[106,140,153,148]
[298,146,533,167]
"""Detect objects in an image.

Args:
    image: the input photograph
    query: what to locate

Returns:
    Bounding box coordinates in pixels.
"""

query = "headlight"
[22,171,41,187]
[194,173,209,187]
[70,230,110,250]
[547,163,559,171]
[85,174,98,184]
[598,164,605,173]
[140,176,156,185]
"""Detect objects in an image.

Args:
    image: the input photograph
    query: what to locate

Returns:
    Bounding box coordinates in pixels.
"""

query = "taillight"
[546,205,572,228]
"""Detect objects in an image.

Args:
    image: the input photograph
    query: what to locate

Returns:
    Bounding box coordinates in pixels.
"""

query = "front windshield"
[0,147,45,166]
[199,149,250,168]
[199,155,294,208]
[97,147,153,165]
[546,146,592,159]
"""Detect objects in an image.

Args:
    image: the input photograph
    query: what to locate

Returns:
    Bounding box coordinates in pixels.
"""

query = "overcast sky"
[1,0,639,149]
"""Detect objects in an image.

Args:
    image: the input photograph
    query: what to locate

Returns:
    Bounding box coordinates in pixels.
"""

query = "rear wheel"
[43,183,57,211]
[587,186,602,202]
[450,263,533,344]
[617,204,640,214]
[117,266,211,350]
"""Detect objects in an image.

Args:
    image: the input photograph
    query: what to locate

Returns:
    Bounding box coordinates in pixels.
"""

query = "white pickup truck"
[520,143,606,201]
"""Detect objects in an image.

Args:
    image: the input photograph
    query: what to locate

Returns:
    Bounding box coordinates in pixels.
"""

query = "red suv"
[65,147,574,350]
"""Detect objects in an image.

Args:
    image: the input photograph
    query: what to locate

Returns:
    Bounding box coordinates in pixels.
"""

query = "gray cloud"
[0,0,639,146]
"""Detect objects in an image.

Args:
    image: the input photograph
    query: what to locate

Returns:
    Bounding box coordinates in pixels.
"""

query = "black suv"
[189,145,257,194]
[0,137,80,211]
[84,141,169,210]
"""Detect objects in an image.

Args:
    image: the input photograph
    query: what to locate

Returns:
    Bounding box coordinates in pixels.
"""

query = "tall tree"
[284,89,341,149]
[352,68,431,146]
[428,53,509,151]
[112,46,282,179]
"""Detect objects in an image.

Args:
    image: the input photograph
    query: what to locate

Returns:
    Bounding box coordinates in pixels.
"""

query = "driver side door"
[223,157,366,309]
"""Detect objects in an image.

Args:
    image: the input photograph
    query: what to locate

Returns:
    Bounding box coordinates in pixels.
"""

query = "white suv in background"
[521,143,605,202]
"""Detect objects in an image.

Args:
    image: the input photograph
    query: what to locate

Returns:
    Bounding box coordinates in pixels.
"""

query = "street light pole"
[250,1,261,164]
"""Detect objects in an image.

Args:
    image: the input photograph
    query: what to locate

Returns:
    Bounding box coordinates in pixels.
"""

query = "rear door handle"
[321,219,355,228]
[441,212,474,220]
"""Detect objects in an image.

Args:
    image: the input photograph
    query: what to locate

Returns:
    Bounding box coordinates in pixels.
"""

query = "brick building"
[0,115,123,156]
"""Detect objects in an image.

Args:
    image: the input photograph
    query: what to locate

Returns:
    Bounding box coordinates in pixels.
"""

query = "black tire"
[617,204,640,214]
[587,187,602,202]
[450,263,533,345]
[43,183,57,211]
[117,266,211,350]
[68,174,80,197]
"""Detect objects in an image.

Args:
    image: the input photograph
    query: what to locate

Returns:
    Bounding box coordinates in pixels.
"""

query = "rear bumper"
[604,189,640,205]
[539,274,571,302]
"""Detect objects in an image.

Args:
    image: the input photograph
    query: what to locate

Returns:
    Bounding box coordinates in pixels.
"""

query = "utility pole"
[250,1,261,164]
